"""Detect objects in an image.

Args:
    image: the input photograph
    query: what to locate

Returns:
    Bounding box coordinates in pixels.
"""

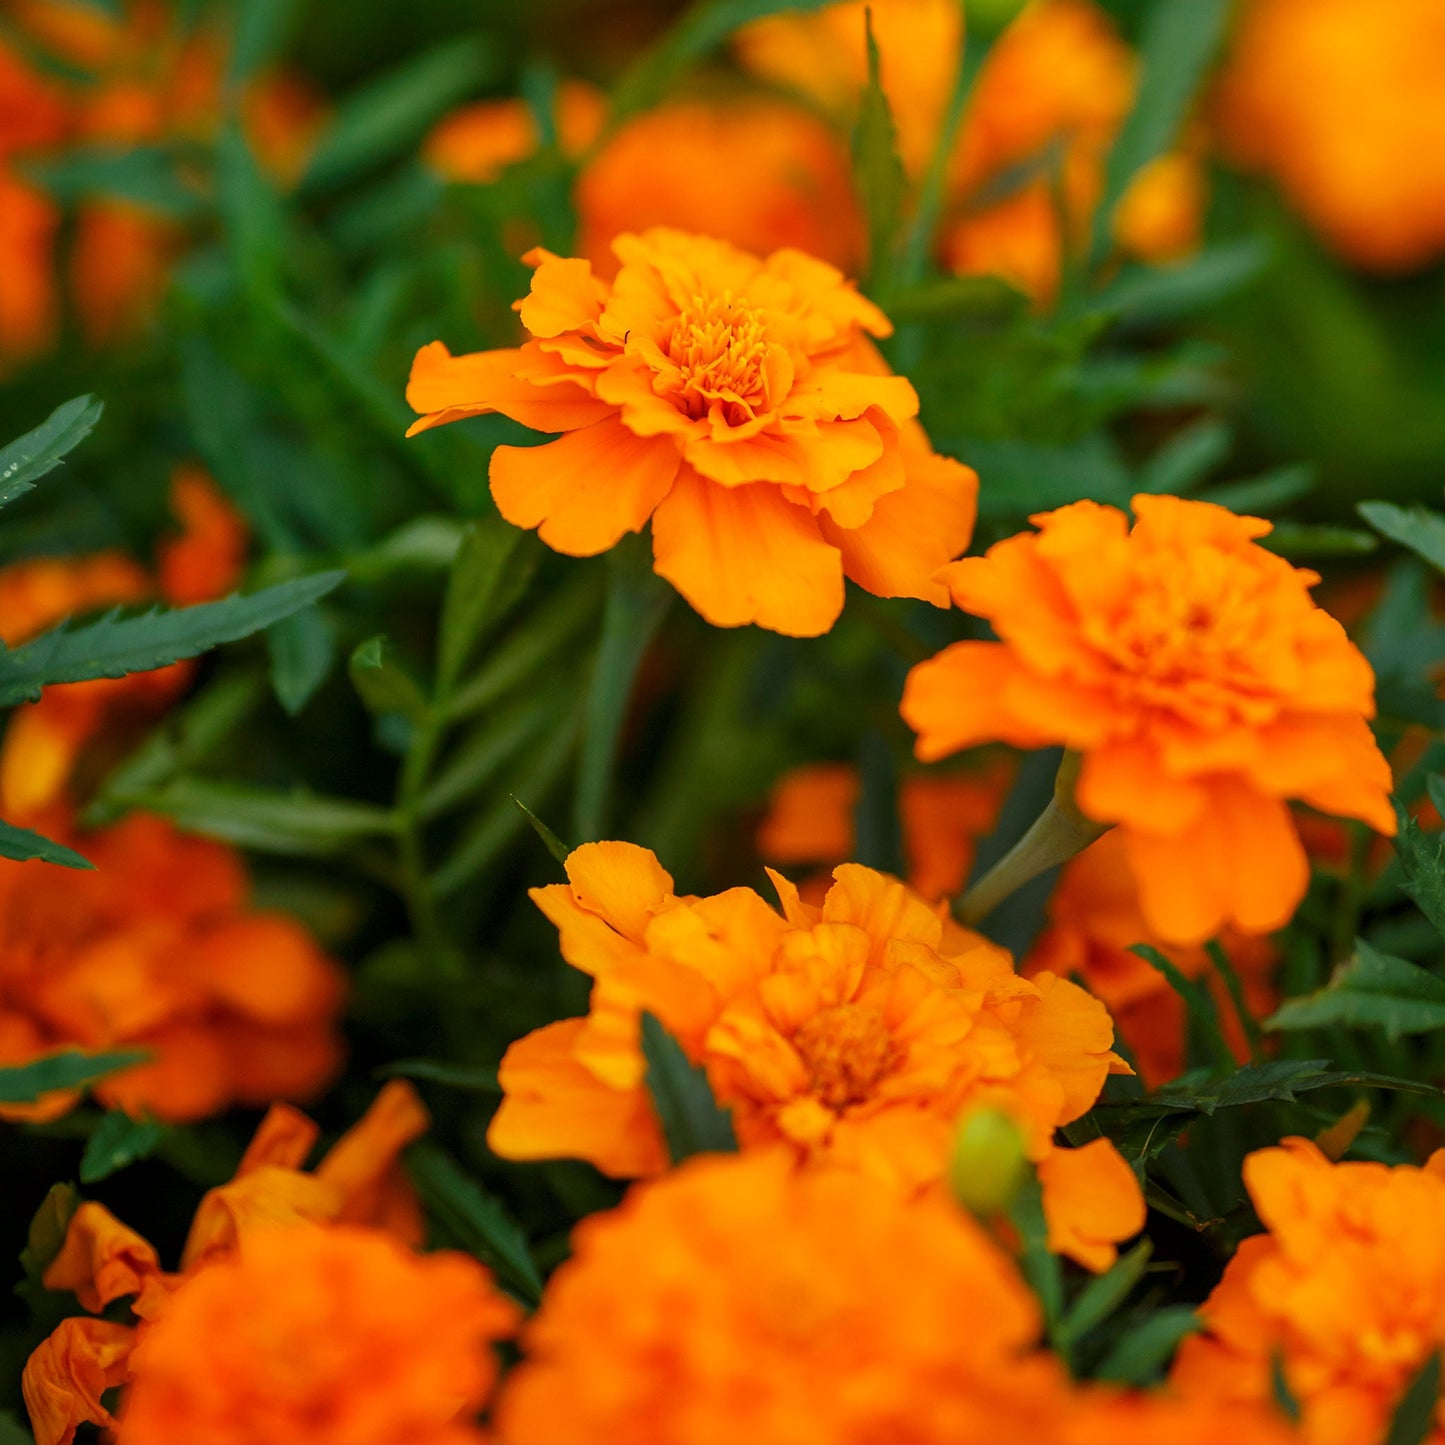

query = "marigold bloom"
[495,1149,1071,1445]
[1171,1137,1445,1445]
[574,99,864,274]
[489,841,1142,1269]
[23,1084,440,1445]
[424,80,605,183]
[902,495,1395,946]
[1026,830,1277,1085]
[1215,0,1445,272]
[1065,1392,1299,1445]
[407,229,976,635]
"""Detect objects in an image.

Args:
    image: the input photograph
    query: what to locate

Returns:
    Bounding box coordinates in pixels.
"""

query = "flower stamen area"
[664,291,776,423]
[792,1003,903,1111]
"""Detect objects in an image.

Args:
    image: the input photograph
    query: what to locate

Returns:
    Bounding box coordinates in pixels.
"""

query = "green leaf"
[228,0,296,82]
[0,818,94,870]
[886,275,1028,324]
[80,1112,169,1184]
[1091,0,1231,266]
[269,607,336,716]
[573,538,670,841]
[1137,417,1232,495]
[377,1060,501,1093]
[0,1049,147,1105]
[1094,1306,1200,1385]
[217,121,284,297]
[347,516,465,583]
[349,635,428,721]
[1359,501,1445,575]
[420,699,561,821]
[1267,941,1445,1039]
[1057,1240,1152,1349]
[407,1144,543,1305]
[1008,1170,1063,1328]
[1131,945,1235,1071]
[437,521,536,696]
[1385,1352,1442,1445]
[302,39,497,193]
[640,1012,737,1164]
[26,145,202,216]
[1198,465,1315,516]
[0,395,103,509]
[852,8,908,289]
[17,1183,79,1297]
[512,796,570,866]
[1261,524,1378,559]
[1085,238,1269,324]
[119,778,396,857]
[0,1409,36,1445]
[0,571,346,706]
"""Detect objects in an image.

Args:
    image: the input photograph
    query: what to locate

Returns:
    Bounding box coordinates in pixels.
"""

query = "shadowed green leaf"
[1058,1241,1153,1348]
[0,819,94,870]
[350,635,428,720]
[80,1112,170,1184]
[641,1012,737,1164]
[378,1060,501,1093]
[26,146,202,216]
[1094,1306,1200,1385]
[1267,942,1445,1038]
[1386,1352,1442,1445]
[512,796,570,866]
[0,1050,147,1105]
[1360,501,1445,575]
[0,396,103,508]
[852,8,907,289]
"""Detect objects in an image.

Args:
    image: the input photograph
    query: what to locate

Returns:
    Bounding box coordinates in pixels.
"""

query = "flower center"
[663,292,776,424]
[792,1004,903,1111]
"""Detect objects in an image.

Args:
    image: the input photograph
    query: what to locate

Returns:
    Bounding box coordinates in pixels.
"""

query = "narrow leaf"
[0,395,103,508]
[269,607,336,715]
[512,796,570,866]
[0,819,94,870]
[25,146,202,216]
[18,1183,79,1295]
[640,1012,737,1164]
[852,8,907,289]
[1131,945,1235,1071]
[1359,501,1445,575]
[1058,1240,1153,1347]
[378,1060,501,1093]
[1094,1306,1200,1385]
[0,1049,147,1105]
[79,1112,169,1184]
[437,521,536,695]
[349,635,428,720]
[1385,1352,1443,1445]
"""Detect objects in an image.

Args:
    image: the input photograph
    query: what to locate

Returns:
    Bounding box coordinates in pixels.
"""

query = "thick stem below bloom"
[956,754,1111,926]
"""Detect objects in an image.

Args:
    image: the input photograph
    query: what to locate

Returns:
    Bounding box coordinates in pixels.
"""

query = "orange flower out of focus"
[757,758,1012,902]
[901,495,1395,946]
[1026,830,1277,1086]
[20,1085,515,1445]
[406,229,977,636]
[488,841,1143,1270]
[495,1148,1073,1445]
[1171,1137,1445,1445]
[424,80,606,183]
[1215,0,1445,273]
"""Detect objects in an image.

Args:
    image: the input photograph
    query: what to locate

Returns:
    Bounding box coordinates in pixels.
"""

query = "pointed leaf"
[852,8,907,288]
[1386,1353,1443,1445]
[1058,1241,1153,1348]
[349,635,428,720]
[1360,501,1445,575]
[1267,942,1445,1039]
[0,395,103,509]
[80,1112,169,1184]
[1094,1306,1200,1385]
[0,819,94,870]
[437,520,536,695]
[0,1049,147,1105]
[1397,791,1445,939]
[511,796,570,866]
[640,1012,737,1164]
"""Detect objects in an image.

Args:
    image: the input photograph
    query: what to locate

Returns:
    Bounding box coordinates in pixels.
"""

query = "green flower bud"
[948,1108,1030,1219]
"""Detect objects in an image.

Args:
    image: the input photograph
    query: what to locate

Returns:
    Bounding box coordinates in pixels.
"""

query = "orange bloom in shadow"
[1026,830,1277,1086]
[1215,0,1445,272]
[902,496,1395,946]
[1064,1393,1299,1445]
[21,1085,505,1445]
[757,758,1012,902]
[424,80,605,183]
[1171,1137,1445,1445]
[407,230,977,635]
[496,1149,1072,1445]
[489,842,1141,1270]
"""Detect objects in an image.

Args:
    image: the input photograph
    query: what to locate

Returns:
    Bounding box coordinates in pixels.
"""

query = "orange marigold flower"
[23,1084,442,1445]
[1026,830,1277,1086]
[406,229,976,636]
[574,98,865,275]
[114,1227,517,1445]
[495,1149,1071,1445]
[1064,1391,1299,1445]
[156,464,249,605]
[901,495,1395,946]
[424,80,605,183]
[757,758,1012,902]
[1214,0,1445,272]
[489,841,1142,1269]
[1171,1137,1445,1445]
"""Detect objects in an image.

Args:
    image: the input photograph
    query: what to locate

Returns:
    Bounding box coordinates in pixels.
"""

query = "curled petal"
[23,1318,134,1445]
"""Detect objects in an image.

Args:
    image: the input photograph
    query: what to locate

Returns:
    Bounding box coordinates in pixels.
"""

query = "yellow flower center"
[664,292,778,424]
[792,1003,903,1111]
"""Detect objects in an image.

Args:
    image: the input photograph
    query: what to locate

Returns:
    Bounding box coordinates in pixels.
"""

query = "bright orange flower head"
[423,80,606,184]
[407,229,976,635]
[495,1148,1071,1445]
[902,495,1395,946]
[1064,1391,1300,1445]
[489,841,1142,1269]
[1026,830,1277,1086]
[1171,1137,1445,1445]
[574,98,865,275]
[24,1084,441,1445]
[114,1226,517,1445]
[1215,0,1445,272]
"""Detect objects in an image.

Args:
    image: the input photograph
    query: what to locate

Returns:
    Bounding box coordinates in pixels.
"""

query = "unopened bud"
[948,1108,1029,1219]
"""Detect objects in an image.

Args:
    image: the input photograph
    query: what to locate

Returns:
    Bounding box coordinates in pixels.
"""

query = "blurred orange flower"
[1215,0,1445,272]
[1026,830,1277,1086]
[1172,1137,1445,1445]
[495,1148,1071,1445]
[489,841,1142,1269]
[407,229,976,635]
[902,496,1394,945]
[22,1084,474,1445]
[1065,1392,1299,1445]
[424,79,606,184]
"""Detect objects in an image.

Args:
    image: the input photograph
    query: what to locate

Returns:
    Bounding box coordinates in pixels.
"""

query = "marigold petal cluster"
[406,228,977,636]
[488,841,1142,1269]
[902,495,1395,945]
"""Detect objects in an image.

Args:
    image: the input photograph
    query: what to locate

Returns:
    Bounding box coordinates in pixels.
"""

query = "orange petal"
[190,914,346,1025]
[490,416,679,556]
[651,467,844,636]
[43,1203,160,1313]
[563,841,677,938]
[1038,1138,1145,1272]
[180,1167,341,1270]
[313,1080,430,1226]
[234,1102,321,1175]
[901,641,1057,760]
[22,1318,134,1445]
[516,251,607,336]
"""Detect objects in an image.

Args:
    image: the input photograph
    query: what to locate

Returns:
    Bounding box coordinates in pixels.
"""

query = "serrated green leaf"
[349,635,427,720]
[1057,1240,1152,1348]
[407,1144,543,1305]
[119,778,396,857]
[1360,501,1445,575]
[0,395,103,509]
[0,1050,147,1105]
[302,39,497,193]
[1268,941,1445,1039]
[437,520,536,696]
[1386,1352,1442,1445]
[1094,1306,1200,1385]
[852,8,907,289]
[640,1012,737,1164]
[25,145,203,216]
[80,1112,169,1184]
[0,818,94,870]
[0,572,345,706]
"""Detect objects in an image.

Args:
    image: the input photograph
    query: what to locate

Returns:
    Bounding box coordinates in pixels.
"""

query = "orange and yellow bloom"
[902,495,1395,945]
[489,841,1142,1269]
[406,229,977,636]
